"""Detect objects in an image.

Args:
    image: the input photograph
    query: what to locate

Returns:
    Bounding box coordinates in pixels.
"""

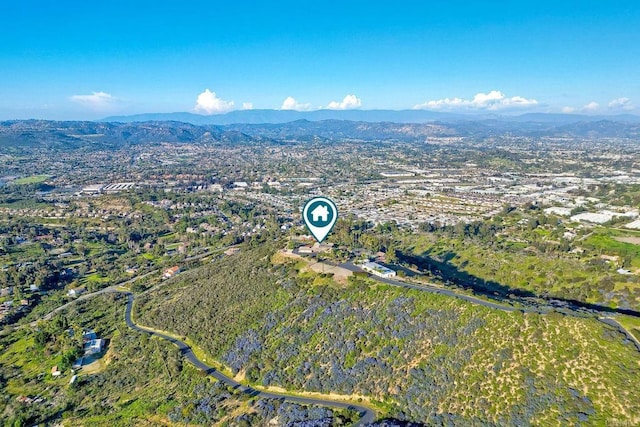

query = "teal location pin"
[302,197,338,243]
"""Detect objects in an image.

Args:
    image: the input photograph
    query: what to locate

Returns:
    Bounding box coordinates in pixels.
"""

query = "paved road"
[123,292,376,426]
[599,317,640,353]
[342,261,640,354]
[340,261,525,313]
[28,270,158,327]
[28,246,230,327]
[37,286,119,323]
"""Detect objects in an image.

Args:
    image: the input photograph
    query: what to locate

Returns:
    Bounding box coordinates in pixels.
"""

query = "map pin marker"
[302,196,338,243]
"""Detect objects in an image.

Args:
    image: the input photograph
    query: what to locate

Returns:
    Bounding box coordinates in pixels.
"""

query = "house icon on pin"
[311,204,329,223]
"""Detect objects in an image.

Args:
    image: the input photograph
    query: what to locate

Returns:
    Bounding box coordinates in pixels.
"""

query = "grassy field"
[164,242,182,250]
[13,175,50,184]
[80,272,112,286]
[1,242,46,264]
[404,232,640,310]
[617,315,640,341]
[0,199,49,209]
[584,231,640,265]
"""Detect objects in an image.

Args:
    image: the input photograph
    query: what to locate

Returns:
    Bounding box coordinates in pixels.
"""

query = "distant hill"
[103,109,640,126]
[226,118,640,140]
[2,116,640,150]
[224,119,460,141]
[0,120,262,149]
[103,109,463,125]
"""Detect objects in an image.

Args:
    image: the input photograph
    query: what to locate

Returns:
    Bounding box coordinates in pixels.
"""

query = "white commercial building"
[625,219,640,230]
[571,210,638,224]
[544,207,573,217]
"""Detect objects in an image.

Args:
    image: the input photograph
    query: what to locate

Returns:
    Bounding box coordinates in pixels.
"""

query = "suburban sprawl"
[1,117,640,426]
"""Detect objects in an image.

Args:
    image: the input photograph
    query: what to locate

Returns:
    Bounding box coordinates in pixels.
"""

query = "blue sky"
[1,1,639,119]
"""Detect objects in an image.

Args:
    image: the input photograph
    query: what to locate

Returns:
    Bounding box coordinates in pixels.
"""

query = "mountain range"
[0,120,266,148]
[103,109,640,126]
[2,113,640,150]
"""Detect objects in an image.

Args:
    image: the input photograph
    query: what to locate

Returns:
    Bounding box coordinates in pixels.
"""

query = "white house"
[362,262,397,278]
[82,330,97,342]
[298,245,314,254]
[163,266,180,279]
[67,287,86,297]
[232,181,248,189]
[83,339,104,356]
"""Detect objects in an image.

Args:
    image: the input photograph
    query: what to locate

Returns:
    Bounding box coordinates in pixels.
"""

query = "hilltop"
[134,242,640,425]
[2,115,640,152]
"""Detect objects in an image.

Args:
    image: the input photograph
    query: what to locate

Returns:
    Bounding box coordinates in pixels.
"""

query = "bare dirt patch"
[308,262,352,284]
[614,236,640,245]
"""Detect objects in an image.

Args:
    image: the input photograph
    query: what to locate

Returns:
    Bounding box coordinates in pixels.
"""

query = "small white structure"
[51,366,61,377]
[380,171,415,178]
[163,266,180,279]
[67,287,86,297]
[362,262,397,278]
[298,246,314,254]
[298,243,332,255]
[83,339,104,356]
[81,184,105,195]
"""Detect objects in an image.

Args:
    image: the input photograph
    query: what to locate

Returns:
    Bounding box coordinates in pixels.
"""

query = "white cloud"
[608,97,634,111]
[241,102,253,110]
[194,89,234,114]
[561,106,576,114]
[281,96,312,111]
[69,91,116,110]
[581,101,599,112]
[326,94,362,110]
[413,90,538,111]
[415,97,466,110]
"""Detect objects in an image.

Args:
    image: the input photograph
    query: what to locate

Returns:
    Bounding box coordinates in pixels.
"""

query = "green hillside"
[135,243,640,425]
[0,292,357,426]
